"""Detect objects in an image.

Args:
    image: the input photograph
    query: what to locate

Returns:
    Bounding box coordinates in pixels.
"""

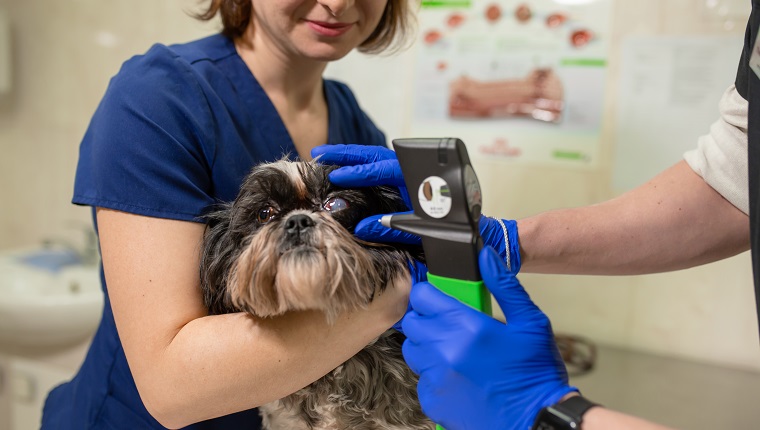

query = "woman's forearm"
[518,161,749,275]
[146,305,395,428]
[582,406,676,430]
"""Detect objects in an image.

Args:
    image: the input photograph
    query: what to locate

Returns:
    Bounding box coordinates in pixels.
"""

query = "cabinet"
[0,355,73,430]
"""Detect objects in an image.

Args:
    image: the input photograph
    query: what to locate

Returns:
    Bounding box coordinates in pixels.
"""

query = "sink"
[0,248,103,349]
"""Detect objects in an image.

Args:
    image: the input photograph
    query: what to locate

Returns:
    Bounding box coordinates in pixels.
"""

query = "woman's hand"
[311,144,412,208]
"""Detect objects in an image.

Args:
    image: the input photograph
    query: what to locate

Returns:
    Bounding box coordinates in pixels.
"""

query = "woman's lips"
[306,20,354,37]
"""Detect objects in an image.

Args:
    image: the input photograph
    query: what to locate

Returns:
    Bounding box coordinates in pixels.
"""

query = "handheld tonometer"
[382,138,492,315]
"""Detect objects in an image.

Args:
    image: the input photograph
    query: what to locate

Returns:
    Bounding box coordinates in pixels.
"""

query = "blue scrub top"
[42,34,386,429]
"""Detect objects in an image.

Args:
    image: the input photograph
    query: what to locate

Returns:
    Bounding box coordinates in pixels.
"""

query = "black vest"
[737,0,760,340]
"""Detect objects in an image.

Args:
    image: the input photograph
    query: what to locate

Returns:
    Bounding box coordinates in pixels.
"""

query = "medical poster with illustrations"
[412,0,613,167]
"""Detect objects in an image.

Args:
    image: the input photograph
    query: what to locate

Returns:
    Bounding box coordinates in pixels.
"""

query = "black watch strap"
[552,396,599,423]
[532,395,600,430]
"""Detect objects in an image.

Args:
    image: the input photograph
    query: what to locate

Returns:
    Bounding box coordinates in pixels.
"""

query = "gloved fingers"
[311,145,413,208]
[401,307,469,347]
[399,187,412,210]
[355,213,422,244]
[415,371,447,422]
[408,281,474,318]
[408,259,429,284]
[311,144,397,165]
[479,247,545,326]
[400,309,437,345]
[416,370,468,430]
[327,159,405,188]
[401,337,440,375]
[391,317,404,333]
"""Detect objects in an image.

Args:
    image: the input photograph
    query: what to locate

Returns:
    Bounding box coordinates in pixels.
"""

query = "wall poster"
[412,0,613,167]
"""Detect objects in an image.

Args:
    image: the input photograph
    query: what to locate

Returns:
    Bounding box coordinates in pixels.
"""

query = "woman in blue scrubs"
[41,1,416,429]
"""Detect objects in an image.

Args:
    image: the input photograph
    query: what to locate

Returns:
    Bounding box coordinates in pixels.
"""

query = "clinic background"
[0,0,758,429]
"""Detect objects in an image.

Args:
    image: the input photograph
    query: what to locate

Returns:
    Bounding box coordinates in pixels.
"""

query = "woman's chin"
[299,44,355,63]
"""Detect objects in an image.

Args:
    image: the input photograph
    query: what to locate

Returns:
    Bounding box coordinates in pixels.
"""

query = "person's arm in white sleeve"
[518,85,750,275]
[684,85,749,214]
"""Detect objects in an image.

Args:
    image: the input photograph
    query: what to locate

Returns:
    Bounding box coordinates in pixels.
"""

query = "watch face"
[534,408,578,430]
[535,417,564,430]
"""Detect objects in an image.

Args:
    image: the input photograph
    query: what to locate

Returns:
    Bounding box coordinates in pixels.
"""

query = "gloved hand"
[311,144,412,208]
[356,214,521,273]
[402,247,577,430]
[391,259,428,332]
[312,144,522,273]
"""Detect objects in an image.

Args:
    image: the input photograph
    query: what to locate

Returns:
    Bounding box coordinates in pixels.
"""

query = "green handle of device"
[426,273,492,316]
[427,273,492,430]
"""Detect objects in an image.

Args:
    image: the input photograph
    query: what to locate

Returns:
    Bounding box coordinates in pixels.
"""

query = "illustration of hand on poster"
[413,0,613,167]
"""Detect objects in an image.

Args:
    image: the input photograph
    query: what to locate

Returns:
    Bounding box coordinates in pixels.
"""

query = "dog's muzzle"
[284,213,315,245]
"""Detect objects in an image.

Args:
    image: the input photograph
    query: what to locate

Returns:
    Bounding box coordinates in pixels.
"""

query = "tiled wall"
[0,0,219,250]
[1,0,758,372]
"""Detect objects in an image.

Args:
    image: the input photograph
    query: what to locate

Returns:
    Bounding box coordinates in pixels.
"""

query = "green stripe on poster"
[421,0,472,8]
[561,58,607,67]
[552,150,586,161]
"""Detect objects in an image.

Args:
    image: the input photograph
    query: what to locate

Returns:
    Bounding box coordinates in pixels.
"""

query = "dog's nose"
[285,214,315,235]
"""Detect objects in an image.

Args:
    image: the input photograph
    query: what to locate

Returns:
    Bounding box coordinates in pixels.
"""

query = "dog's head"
[200,158,417,322]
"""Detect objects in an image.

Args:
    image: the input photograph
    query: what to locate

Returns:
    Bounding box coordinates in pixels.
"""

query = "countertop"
[571,344,760,429]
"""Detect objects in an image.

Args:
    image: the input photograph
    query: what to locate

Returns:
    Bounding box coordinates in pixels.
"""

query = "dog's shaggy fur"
[200,159,434,430]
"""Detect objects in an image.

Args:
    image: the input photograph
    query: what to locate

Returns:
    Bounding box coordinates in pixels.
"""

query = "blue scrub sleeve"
[73,44,217,222]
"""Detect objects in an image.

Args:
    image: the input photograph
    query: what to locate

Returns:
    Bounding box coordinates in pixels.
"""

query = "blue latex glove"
[356,214,521,274]
[311,144,522,273]
[402,247,577,430]
[392,259,428,332]
[311,144,412,208]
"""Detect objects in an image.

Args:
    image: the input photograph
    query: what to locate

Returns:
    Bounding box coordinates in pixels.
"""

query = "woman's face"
[250,0,389,62]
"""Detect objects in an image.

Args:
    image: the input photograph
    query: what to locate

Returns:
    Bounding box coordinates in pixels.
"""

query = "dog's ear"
[200,204,240,314]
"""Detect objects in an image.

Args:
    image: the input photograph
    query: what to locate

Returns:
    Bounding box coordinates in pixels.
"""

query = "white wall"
[0,0,758,373]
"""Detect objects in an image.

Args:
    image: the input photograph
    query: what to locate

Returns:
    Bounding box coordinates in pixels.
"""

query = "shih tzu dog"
[200,158,434,430]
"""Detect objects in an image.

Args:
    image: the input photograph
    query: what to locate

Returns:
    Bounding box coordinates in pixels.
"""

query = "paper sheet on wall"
[700,0,750,21]
[612,36,743,192]
[410,0,613,168]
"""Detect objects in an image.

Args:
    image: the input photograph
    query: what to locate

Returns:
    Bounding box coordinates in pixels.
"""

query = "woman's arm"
[98,208,407,429]
[548,393,676,430]
[582,406,675,430]
[518,160,750,275]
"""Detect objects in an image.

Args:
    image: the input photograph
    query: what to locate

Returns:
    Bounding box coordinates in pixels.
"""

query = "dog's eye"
[323,197,349,212]
[256,207,277,223]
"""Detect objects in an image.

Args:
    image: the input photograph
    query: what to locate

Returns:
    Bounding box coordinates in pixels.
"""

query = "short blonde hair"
[195,0,416,54]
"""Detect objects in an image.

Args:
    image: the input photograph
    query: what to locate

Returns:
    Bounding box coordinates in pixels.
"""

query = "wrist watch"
[531,395,600,430]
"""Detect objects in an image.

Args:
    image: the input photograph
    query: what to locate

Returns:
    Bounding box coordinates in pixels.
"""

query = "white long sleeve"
[683,85,749,214]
